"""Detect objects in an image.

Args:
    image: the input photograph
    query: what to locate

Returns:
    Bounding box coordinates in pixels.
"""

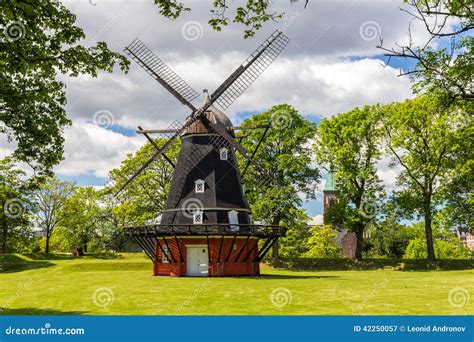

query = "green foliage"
[31,177,75,253]
[315,105,384,259]
[278,209,312,257]
[0,157,31,254]
[1,0,129,173]
[58,186,101,253]
[239,105,318,229]
[382,97,470,261]
[370,220,423,258]
[106,138,179,224]
[404,237,470,260]
[304,225,342,258]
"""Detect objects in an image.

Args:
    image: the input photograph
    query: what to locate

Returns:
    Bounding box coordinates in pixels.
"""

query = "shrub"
[304,225,342,258]
[404,238,470,259]
[370,223,421,258]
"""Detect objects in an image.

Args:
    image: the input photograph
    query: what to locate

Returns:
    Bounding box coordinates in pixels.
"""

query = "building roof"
[323,171,336,192]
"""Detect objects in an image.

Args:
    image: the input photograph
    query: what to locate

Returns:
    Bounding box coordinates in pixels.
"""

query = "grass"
[0,253,473,315]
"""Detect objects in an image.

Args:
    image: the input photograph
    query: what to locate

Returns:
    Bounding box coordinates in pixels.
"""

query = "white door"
[186,246,208,276]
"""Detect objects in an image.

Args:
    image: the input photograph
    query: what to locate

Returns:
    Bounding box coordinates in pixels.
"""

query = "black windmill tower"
[108,30,290,276]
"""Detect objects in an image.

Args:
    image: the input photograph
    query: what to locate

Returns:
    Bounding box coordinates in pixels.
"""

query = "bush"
[303,225,342,258]
[404,238,470,259]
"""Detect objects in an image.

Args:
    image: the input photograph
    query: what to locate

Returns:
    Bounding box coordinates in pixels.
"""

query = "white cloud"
[54,122,142,178]
[376,155,402,194]
[308,214,324,226]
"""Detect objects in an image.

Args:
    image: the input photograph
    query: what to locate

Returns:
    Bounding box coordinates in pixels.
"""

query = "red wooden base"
[153,237,260,277]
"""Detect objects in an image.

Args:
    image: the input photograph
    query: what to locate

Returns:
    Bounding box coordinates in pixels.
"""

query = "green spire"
[323,171,336,192]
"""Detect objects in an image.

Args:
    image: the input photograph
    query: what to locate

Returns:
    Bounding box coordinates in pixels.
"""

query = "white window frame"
[193,210,203,224]
[162,245,169,263]
[219,147,229,161]
[195,179,205,193]
[228,210,239,232]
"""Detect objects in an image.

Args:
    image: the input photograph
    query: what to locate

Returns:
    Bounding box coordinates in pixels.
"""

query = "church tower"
[323,170,337,216]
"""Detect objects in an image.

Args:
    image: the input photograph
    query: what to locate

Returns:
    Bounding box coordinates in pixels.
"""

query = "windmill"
[110,30,290,277]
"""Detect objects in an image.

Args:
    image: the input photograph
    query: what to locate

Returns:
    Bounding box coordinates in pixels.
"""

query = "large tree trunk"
[422,191,436,263]
[45,230,50,254]
[424,205,436,264]
[271,215,280,259]
[1,215,8,254]
[354,227,364,261]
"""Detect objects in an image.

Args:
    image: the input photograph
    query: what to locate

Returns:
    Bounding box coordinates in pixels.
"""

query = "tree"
[240,104,319,258]
[1,0,129,174]
[58,186,101,253]
[32,177,75,253]
[0,157,30,253]
[106,137,179,224]
[100,137,179,250]
[304,225,342,258]
[315,105,384,261]
[379,0,473,104]
[278,208,312,258]
[382,97,468,263]
[439,106,474,231]
[369,218,421,258]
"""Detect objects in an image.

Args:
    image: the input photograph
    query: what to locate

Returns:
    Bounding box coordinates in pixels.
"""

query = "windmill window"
[228,210,239,232]
[220,147,229,161]
[195,179,205,193]
[193,210,203,224]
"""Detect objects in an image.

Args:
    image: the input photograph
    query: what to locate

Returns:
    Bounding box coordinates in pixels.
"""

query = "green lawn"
[0,253,472,315]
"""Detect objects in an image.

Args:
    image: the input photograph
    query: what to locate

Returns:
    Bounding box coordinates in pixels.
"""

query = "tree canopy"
[0,0,129,174]
[382,97,471,262]
[240,104,319,257]
[315,105,384,260]
[379,0,473,104]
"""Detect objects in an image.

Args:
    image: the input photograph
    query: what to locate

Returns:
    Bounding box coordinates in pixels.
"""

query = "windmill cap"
[183,97,234,135]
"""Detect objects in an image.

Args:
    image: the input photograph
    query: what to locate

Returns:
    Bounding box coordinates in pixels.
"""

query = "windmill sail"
[210,30,290,111]
[124,39,200,110]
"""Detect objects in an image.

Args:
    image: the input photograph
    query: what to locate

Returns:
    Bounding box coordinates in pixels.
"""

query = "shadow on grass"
[23,253,121,260]
[268,258,474,271]
[259,274,339,280]
[0,308,86,316]
[0,255,54,273]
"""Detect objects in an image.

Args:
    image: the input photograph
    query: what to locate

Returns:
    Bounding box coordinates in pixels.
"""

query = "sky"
[2,0,433,224]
